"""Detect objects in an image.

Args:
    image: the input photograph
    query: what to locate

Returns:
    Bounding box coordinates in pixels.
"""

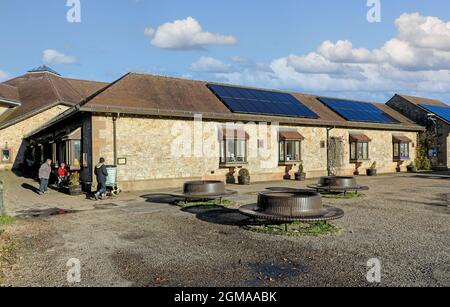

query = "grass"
[175,198,235,208]
[321,192,365,199]
[244,221,341,237]
[0,215,15,226]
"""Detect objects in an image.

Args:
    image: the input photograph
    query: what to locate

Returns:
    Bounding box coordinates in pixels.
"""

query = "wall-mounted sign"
[117,158,127,165]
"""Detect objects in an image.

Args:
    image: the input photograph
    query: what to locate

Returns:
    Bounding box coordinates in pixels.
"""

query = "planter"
[69,185,83,196]
[295,172,306,181]
[407,167,417,173]
[226,175,236,184]
[353,170,360,176]
[238,176,251,185]
[366,169,377,176]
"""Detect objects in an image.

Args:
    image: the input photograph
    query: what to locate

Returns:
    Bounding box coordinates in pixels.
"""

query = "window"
[278,131,304,164]
[393,142,410,160]
[219,128,248,165]
[220,139,247,165]
[350,141,369,161]
[279,140,301,163]
[64,140,81,169]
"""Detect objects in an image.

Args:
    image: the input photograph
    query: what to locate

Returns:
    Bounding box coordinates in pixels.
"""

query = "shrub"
[370,162,377,170]
[239,168,250,177]
[69,172,80,186]
[297,163,304,174]
[415,146,431,171]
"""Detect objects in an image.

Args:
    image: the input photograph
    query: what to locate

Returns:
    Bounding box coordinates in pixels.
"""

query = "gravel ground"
[2,173,449,287]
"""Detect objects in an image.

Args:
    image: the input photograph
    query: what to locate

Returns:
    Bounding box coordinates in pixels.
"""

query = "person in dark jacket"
[38,159,52,195]
[94,158,108,200]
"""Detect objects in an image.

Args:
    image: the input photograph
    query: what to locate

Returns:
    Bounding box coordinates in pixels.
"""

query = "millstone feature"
[239,190,344,222]
[308,176,369,193]
[172,181,237,200]
[183,181,227,196]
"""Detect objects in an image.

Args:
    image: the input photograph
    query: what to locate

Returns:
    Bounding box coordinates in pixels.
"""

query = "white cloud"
[43,49,78,65]
[144,17,238,50]
[190,57,232,73]
[396,13,450,51]
[201,13,450,102]
[0,70,9,81]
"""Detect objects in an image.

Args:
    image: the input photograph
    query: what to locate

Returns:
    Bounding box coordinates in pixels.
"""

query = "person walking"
[38,159,52,195]
[94,158,108,200]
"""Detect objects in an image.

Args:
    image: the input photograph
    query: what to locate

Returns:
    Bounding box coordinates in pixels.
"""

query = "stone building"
[0,66,108,171]
[387,94,450,170]
[26,72,424,191]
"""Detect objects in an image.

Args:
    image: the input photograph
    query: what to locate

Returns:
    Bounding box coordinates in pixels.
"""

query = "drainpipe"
[326,127,334,176]
[112,114,118,165]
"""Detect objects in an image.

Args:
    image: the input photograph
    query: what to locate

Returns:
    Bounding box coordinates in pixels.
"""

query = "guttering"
[0,98,21,107]
[79,104,426,132]
[0,100,75,131]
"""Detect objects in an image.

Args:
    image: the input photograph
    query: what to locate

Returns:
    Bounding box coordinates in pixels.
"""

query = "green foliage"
[297,163,304,174]
[245,221,341,237]
[0,215,15,226]
[321,192,365,199]
[239,168,250,177]
[69,172,80,187]
[176,199,234,208]
[415,145,431,171]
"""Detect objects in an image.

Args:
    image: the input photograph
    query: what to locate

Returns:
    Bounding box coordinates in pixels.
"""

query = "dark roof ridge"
[78,72,132,108]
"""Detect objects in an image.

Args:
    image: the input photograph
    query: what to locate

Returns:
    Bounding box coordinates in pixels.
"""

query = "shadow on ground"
[15,208,77,218]
[21,183,41,194]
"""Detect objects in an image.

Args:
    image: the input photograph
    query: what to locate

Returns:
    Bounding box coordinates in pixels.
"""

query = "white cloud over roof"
[145,17,238,50]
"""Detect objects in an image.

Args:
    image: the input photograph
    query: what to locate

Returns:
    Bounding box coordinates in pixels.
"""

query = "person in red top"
[57,163,69,188]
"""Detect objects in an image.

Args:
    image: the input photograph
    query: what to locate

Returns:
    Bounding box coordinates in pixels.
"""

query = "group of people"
[37,158,108,200]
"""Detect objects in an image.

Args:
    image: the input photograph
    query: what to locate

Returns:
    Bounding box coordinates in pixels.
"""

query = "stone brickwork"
[0,105,69,170]
[91,115,418,191]
[387,95,450,168]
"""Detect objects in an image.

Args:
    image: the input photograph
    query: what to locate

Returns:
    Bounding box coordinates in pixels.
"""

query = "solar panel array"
[318,97,399,124]
[207,84,319,119]
[420,104,450,122]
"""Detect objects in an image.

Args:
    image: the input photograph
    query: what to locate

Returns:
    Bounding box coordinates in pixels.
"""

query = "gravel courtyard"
[1,172,449,287]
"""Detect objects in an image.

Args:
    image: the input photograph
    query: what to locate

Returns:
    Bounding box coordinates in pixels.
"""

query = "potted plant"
[68,172,83,195]
[226,168,236,184]
[407,162,417,173]
[366,162,377,176]
[295,163,306,181]
[238,168,251,185]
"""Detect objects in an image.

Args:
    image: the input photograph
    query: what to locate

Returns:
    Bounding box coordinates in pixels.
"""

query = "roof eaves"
[79,104,425,132]
[24,105,81,139]
[0,100,65,130]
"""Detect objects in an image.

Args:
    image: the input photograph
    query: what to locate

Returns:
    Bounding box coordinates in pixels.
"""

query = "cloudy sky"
[1,0,450,103]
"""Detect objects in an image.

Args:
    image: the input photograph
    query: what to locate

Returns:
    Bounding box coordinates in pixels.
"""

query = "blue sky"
[1,0,450,102]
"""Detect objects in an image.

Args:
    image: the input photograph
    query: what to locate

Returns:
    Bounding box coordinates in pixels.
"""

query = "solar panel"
[207,84,319,119]
[318,97,399,124]
[420,104,450,122]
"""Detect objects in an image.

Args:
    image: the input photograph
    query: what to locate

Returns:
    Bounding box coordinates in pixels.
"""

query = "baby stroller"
[104,165,122,197]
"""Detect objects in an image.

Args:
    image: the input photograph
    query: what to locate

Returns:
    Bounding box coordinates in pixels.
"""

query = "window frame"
[219,138,248,166]
[393,141,410,161]
[350,141,369,162]
[279,139,302,164]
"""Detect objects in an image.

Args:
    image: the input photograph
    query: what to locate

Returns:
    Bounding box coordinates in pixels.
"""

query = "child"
[57,163,69,188]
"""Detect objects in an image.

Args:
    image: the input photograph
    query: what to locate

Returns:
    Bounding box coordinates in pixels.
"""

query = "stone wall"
[91,114,418,191]
[387,95,449,168]
[0,105,69,170]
